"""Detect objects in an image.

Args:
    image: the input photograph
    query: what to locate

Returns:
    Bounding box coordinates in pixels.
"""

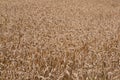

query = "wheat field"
[0,0,120,80]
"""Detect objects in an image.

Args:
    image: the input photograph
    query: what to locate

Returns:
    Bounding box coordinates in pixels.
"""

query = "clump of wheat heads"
[0,0,120,80]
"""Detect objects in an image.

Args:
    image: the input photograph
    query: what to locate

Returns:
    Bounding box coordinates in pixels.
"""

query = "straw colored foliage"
[0,0,120,80]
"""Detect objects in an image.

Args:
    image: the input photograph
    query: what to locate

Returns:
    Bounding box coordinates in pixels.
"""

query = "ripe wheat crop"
[0,0,120,80]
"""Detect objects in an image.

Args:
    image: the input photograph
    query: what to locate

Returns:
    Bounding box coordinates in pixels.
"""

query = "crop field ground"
[0,0,120,80]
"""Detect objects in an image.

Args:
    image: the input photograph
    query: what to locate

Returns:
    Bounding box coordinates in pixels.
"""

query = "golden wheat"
[0,0,120,80]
